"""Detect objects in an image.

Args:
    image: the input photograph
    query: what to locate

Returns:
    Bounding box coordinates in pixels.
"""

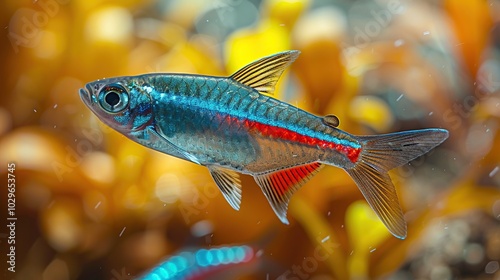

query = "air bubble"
[485,261,499,274]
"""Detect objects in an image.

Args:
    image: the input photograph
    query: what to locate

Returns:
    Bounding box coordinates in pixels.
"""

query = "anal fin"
[253,162,323,224]
[208,165,242,211]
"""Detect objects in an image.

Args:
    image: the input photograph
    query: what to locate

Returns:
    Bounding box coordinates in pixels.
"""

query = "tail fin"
[346,128,448,239]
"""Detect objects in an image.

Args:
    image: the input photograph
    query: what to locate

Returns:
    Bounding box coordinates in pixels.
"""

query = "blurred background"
[1,0,500,279]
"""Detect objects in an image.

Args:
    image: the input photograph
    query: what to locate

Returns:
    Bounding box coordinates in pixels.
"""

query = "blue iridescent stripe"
[139,246,253,280]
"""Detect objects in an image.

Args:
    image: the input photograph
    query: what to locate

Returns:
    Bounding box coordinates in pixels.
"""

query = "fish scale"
[80,50,449,239]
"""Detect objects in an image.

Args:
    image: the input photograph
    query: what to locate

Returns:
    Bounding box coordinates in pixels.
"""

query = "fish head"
[79,76,154,134]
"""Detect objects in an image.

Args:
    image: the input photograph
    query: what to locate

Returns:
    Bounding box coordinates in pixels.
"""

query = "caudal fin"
[346,128,448,239]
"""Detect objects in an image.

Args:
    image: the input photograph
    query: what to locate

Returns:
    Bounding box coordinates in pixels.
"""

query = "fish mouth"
[79,84,94,106]
[79,88,89,104]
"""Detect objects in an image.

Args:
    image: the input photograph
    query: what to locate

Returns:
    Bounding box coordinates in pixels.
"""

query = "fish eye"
[98,84,129,113]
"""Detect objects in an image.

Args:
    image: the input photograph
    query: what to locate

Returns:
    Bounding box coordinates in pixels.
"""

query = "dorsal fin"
[229,50,300,95]
[253,162,323,224]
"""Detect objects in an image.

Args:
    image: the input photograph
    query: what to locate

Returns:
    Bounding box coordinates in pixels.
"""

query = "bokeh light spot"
[463,243,485,265]
[85,7,133,44]
[81,151,116,184]
[155,173,184,203]
[34,31,64,59]
[349,96,393,132]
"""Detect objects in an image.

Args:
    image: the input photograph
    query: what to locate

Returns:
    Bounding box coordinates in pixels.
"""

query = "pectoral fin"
[253,162,323,224]
[208,165,242,211]
[142,126,200,164]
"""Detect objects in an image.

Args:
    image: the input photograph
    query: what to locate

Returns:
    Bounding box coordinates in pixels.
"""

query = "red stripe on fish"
[237,118,361,163]
[214,113,360,162]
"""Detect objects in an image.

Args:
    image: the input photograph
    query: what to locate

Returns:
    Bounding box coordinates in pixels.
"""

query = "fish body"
[148,73,359,172]
[80,51,449,239]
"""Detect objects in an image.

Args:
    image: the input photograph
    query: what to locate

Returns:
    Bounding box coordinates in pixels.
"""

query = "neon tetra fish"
[139,245,257,280]
[79,51,448,239]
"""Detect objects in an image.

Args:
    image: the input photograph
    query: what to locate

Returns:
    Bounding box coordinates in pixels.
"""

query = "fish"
[79,50,449,239]
[138,245,258,280]
[139,224,276,279]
